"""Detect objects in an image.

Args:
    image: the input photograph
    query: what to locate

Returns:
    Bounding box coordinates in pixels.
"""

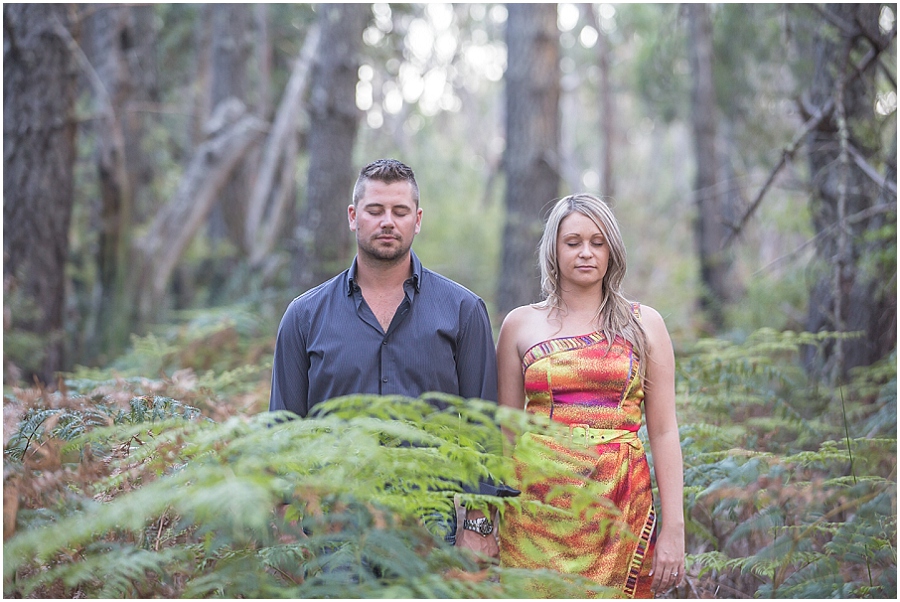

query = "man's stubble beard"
[356,232,413,265]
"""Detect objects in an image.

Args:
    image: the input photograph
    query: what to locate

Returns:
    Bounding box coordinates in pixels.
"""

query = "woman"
[497,194,684,598]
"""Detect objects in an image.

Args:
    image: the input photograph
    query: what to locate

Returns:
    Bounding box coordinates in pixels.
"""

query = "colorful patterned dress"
[499,324,657,598]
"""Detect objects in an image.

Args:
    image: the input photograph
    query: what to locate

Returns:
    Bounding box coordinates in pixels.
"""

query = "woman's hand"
[649,526,685,593]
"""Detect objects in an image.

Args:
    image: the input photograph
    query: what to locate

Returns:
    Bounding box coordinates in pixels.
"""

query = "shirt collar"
[347,250,422,295]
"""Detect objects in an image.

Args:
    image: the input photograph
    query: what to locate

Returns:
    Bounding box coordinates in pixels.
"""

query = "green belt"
[562,424,641,448]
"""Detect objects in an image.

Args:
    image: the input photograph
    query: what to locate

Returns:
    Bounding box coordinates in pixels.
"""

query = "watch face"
[466,517,493,535]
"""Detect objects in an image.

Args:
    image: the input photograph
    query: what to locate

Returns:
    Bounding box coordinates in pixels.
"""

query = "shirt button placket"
[380,336,388,392]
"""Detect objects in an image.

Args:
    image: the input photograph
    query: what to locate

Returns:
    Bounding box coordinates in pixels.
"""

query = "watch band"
[463,516,494,536]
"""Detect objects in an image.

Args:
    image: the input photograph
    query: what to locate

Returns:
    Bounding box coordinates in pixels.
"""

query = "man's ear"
[348,204,357,231]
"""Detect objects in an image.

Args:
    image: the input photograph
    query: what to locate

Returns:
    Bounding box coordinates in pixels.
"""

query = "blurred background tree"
[3,2,896,388]
[4,4,80,385]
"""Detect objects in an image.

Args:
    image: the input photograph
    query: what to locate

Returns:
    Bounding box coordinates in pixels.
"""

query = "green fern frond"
[725,505,785,548]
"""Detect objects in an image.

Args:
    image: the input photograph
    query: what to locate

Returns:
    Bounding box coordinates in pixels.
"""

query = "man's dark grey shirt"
[269,251,498,417]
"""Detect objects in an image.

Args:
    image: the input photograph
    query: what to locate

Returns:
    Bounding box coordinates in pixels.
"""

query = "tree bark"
[82,3,159,360]
[190,5,213,147]
[207,3,253,273]
[801,3,897,381]
[293,4,369,289]
[686,2,731,331]
[246,25,320,267]
[588,4,615,198]
[3,4,79,385]
[253,4,272,120]
[497,3,561,313]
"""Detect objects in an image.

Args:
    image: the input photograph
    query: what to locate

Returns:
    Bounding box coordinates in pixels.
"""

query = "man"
[269,158,501,555]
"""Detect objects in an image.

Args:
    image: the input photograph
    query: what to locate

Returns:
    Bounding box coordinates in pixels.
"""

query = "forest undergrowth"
[3,309,896,598]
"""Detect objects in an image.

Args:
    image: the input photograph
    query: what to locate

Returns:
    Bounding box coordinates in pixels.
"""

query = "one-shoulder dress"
[499,321,657,598]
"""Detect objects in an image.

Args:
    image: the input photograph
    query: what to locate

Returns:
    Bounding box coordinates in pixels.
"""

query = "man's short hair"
[352,158,420,207]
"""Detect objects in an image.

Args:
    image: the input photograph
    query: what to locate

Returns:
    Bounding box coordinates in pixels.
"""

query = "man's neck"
[355,251,413,292]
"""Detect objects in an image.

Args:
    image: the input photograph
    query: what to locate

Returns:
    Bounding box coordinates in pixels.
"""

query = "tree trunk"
[3,3,79,385]
[83,3,159,361]
[252,4,272,120]
[686,2,731,331]
[191,5,213,147]
[204,3,253,306]
[497,3,561,314]
[588,4,615,198]
[246,25,320,268]
[293,3,368,289]
[801,3,897,382]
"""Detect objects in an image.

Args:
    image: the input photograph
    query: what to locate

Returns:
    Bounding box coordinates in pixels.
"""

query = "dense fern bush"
[65,304,277,419]
[4,327,896,598]
[4,389,610,598]
[674,331,897,599]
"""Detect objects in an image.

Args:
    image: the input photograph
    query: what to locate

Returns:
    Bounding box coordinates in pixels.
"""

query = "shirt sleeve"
[455,296,498,403]
[456,297,516,498]
[269,300,310,417]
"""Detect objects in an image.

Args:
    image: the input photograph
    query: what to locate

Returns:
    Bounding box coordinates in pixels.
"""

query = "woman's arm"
[641,305,685,593]
[497,308,528,410]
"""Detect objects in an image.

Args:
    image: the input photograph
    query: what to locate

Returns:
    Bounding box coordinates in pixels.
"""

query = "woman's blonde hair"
[536,193,648,380]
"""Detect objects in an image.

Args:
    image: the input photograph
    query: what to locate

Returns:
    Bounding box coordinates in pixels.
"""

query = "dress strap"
[631,302,642,321]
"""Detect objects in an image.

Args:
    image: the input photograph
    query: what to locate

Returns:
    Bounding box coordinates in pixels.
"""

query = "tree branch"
[846,142,898,198]
[137,108,267,318]
[722,33,894,248]
[245,24,320,257]
[752,202,897,277]
[808,4,857,38]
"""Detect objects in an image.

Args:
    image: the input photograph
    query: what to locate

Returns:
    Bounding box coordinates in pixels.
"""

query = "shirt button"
[382,340,388,345]
[382,377,388,383]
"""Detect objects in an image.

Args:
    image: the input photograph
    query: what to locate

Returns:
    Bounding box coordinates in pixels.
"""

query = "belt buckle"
[569,424,589,446]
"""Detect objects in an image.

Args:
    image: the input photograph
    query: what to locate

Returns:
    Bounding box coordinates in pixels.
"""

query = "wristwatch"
[463,516,494,536]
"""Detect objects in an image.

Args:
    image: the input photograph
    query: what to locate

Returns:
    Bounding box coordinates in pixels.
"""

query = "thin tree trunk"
[497,3,561,313]
[293,3,369,289]
[246,25,320,266]
[191,5,213,148]
[83,3,158,361]
[3,4,79,385]
[588,4,615,198]
[687,2,730,330]
[207,2,253,281]
[253,4,272,120]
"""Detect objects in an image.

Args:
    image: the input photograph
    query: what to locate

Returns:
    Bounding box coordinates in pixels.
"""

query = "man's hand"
[455,508,499,560]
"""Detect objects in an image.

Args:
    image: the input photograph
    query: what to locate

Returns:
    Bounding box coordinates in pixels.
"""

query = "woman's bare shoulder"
[501,304,549,330]
[637,304,673,345]
[499,304,555,358]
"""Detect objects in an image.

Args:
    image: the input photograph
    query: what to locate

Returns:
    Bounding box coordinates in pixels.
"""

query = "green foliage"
[860,218,898,293]
[5,326,896,598]
[678,329,897,598]
[3,391,613,598]
[65,301,277,418]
